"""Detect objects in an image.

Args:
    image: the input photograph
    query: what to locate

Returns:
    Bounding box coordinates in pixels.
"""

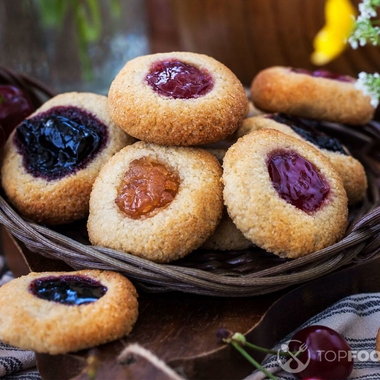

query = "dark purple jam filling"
[14,106,107,180]
[145,59,214,99]
[291,68,354,83]
[267,150,330,212]
[29,275,107,306]
[271,113,347,155]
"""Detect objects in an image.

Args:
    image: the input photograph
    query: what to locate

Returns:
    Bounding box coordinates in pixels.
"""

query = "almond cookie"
[202,209,253,251]
[1,92,134,225]
[223,129,348,258]
[0,270,138,354]
[87,141,224,263]
[238,114,368,205]
[250,66,374,125]
[108,51,248,146]
[202,147,253,251]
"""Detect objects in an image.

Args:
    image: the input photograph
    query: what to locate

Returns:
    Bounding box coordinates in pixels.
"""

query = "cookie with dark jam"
[0,270,138,354]
[1,92,135,225]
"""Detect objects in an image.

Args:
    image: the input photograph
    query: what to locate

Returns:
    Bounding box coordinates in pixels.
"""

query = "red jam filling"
[292,68,354,83]
[145,59,214,99]
[267,150,330,212]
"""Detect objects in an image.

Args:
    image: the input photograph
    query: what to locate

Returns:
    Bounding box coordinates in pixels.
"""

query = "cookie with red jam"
[0,270,138,354]
[87,141,224,263]
[223,129,348,258]
[1,92,135,225]
[108,52,248,146]
[250,66,374,125]
[238,114,368,205]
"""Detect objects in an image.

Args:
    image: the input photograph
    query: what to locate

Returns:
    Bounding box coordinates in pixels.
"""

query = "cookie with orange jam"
[1,92,134,225]
[250,66,374,125]
[238,114,368,205]
[0,270,138,354]
[223,129,348,258]
[108,52,248,146]
[87,141,224,263]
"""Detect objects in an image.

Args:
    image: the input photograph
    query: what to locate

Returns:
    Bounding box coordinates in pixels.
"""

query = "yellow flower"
[311,0,357,65]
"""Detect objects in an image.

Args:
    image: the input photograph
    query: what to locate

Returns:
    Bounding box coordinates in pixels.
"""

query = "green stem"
[244,341,292,357]
[231,342,279,380]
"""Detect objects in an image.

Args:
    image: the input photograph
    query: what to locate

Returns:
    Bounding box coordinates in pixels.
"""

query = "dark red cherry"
[29,275,107,305]
[0,85,34,137]
[146,59,214,99]
[288,325,353,380]
[267,150,330,212]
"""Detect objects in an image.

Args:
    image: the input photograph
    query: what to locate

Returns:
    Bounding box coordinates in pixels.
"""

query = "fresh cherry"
[0,85,34,137]
[288,325,353,380]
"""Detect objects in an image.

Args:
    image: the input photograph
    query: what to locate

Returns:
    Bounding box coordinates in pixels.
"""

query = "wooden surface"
[2,228,380,380]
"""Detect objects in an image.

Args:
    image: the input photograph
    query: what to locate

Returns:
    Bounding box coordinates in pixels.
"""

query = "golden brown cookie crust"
[238,115,368,205]
[108,51,248,146]
[250,66,374,125]
[202,208,253,251]
[1,92,135,225]
[0,270,138,354]
[202,147,253,251]
[222,129,348,258]
[87,141,224,263]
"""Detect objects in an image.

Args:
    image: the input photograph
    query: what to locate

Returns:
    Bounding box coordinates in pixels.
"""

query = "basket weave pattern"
[0,68,380,296]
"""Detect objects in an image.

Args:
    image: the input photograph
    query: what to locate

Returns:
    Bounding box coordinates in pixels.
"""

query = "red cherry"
[287,325,353,380]
[0,85,34,137]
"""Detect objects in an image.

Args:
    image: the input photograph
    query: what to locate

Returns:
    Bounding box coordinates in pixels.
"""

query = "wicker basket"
[0,68,380,297]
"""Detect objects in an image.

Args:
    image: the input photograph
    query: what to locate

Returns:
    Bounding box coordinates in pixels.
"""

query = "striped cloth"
[246,293,380,379]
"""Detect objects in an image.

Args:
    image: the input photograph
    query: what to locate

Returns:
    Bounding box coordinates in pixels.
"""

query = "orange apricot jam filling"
[115,157,180,219]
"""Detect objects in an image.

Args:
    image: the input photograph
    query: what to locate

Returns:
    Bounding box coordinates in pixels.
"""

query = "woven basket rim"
[0,194,379,297]
[1,67,380,297]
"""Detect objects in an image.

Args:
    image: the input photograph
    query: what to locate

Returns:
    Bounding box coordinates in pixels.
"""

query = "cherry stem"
[231,341,279,380]
[229,332,293,357]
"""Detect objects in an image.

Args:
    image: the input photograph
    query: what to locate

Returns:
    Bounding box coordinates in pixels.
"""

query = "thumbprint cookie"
[108,51,248,146]
[238,114,368,205]
[1,92,134,225]
[202,208,253,251]
[87,141,224,263]
[0,270,138,354]
[250,66,374,125]
[223,129,348,258]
